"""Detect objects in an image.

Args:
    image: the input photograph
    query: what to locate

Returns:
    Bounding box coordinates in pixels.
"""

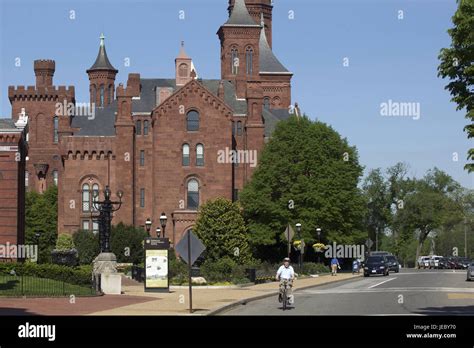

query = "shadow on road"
[414,306,474,315]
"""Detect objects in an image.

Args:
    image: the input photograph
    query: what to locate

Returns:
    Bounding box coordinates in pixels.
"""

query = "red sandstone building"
[4,0,293,244]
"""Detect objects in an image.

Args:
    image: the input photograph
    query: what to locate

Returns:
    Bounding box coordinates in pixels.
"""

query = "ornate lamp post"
[156,227,161,239]
[295,223,302,272]
[160,212,167,238]
[92,186,123,253]
[316,228,322,264]
[145,218,152,236]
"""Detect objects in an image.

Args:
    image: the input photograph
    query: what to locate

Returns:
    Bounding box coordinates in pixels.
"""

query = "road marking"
[368,277,396,289]
[448,293,474,300]
[300,287,474,295]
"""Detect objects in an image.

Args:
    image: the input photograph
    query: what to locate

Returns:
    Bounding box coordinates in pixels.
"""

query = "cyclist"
[276,257,295,303]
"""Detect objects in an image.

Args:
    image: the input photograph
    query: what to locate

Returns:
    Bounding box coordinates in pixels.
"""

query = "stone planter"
[51,249,78,267]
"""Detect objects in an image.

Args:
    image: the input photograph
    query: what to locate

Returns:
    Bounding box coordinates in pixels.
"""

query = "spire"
[259,17,290,74]
[87,34,118,72]
[224,0,260,27]
[177,41,190,59]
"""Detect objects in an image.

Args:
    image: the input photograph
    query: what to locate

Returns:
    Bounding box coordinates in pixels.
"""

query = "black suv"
[386,255,400,273]
[363,256,389,277]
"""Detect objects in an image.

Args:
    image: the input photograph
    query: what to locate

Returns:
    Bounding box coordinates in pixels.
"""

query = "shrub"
[294,262,329,275]
[0,263,92,286]
[55,234,75,251]
[73,230,100,265]
[200,257,250,284]
[110,223,148,264]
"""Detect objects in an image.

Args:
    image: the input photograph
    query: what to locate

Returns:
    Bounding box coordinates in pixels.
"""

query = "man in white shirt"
[276,257,295,303]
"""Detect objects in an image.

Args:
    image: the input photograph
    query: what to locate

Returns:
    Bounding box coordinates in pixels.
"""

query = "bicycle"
[280,279,289,311]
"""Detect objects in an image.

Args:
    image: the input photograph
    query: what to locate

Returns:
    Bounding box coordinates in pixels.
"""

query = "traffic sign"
[365,239,374,249]
[283,224,295,241]
[175,230,206,266]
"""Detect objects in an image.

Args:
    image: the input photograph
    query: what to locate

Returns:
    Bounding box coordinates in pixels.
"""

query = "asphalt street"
[223,269,474,315]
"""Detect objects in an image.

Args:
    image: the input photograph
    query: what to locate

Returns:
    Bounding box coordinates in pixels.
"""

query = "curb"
[207,273,362,316]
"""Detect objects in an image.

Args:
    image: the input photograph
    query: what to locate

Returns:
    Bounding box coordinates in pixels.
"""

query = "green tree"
[55,234,75,251]
[193,198,251,264]
[240,115,366,260]
[73,229,100,265]
[110,223,148,264]
[25,186,58,263]
[362,168,391,252]
[438,0,474,172]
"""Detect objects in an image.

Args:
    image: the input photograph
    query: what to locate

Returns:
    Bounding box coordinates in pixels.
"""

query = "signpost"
[175,230,206,313]
[144,238,170,293]
[282,224,295,258]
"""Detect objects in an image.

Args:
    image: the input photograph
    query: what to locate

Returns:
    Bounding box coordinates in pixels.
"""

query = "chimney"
[34,60,55,87]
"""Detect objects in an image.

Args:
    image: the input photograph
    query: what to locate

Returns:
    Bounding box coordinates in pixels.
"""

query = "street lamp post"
[92,186,123,253]
[145,218,152,236]
[160,212,167,238]
[295,223,302,272]
[35,232,41,263]
[156,227,161,239]
[316,228,322,264]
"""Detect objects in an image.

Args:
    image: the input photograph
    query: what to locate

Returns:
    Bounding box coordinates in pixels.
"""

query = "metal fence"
[0,274,97,297]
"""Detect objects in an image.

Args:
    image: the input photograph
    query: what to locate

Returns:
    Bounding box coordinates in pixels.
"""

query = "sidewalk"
[89,272,361,316]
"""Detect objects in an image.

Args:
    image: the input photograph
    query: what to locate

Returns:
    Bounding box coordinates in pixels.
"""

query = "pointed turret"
[224,0,260,27]
[86,34,118,107]
[175,41,194,86]
[258,14,289,74]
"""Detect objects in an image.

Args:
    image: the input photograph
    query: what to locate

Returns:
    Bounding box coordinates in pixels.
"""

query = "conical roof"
[224,0,260,27]
[88,34,117,72]
[258,14,290,74]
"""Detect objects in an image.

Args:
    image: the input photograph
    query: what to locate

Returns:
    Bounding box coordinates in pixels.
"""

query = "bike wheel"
[282,290,287,310]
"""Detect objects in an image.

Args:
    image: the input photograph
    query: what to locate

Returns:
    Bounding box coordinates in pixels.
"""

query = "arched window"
[53,170,58,186]
[263,97,270,110]
[231,48,239,75]
[196,144,204,166]
[272,96,281,108]
[187,179,199,210]
[143,120,149,135]
[82,184,90,212]
[236,121,243,136]
[99,85,105,107]
[136,120,142,135]
[53,116,59,143]
[92,184,99,211]
[246,47,253,75]
[182,144,190,166]
[91,85,96,104]
[108,85,113,103]
[179,63,188,77]
[186,110,199,131]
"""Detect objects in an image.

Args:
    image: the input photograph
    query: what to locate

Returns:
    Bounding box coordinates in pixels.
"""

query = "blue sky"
[0,0,472,188]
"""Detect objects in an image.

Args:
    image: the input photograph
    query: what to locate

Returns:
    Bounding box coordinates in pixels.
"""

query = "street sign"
[282,224,295,241]
[175,230,206,313]
[175,230,206,265]
[144,238,170,293]
[365,239,373,249]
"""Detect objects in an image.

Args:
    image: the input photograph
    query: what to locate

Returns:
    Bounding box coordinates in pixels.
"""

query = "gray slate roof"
[224,0,261,27]
[259,27,290,74]
[0,119,17,130]
[71,78,247,136]
[88,43,117,72]
[263,108,291,137]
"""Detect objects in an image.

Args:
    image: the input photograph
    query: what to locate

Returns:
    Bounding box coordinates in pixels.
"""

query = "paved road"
[223,269,474,315]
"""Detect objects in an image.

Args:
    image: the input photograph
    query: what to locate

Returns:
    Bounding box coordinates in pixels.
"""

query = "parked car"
[386,255,400,273]
[438,257,452,269]
[363,256,389,277]
[456,257,471,269]
[370,251,391,256]
[467,262,474,281]
[429,256,443,269]
[417,256,431,269]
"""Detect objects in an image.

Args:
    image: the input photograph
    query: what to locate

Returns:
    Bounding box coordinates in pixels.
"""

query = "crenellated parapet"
[60,136,115,160]
[8,85,75,103]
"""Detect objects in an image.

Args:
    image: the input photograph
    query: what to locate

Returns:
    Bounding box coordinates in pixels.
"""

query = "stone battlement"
[8,85,75,101]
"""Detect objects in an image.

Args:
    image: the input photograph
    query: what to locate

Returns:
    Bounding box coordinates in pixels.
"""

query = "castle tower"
[175,41,193,87]
[34,59,55,87]
[218,0,261,98]
[228,0,273,47]
[86,34,118,107]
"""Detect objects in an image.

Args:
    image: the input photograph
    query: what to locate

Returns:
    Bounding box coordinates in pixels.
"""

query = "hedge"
[0,263,92,286]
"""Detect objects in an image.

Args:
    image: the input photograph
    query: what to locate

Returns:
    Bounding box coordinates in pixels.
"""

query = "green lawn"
[0,275,96,297]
